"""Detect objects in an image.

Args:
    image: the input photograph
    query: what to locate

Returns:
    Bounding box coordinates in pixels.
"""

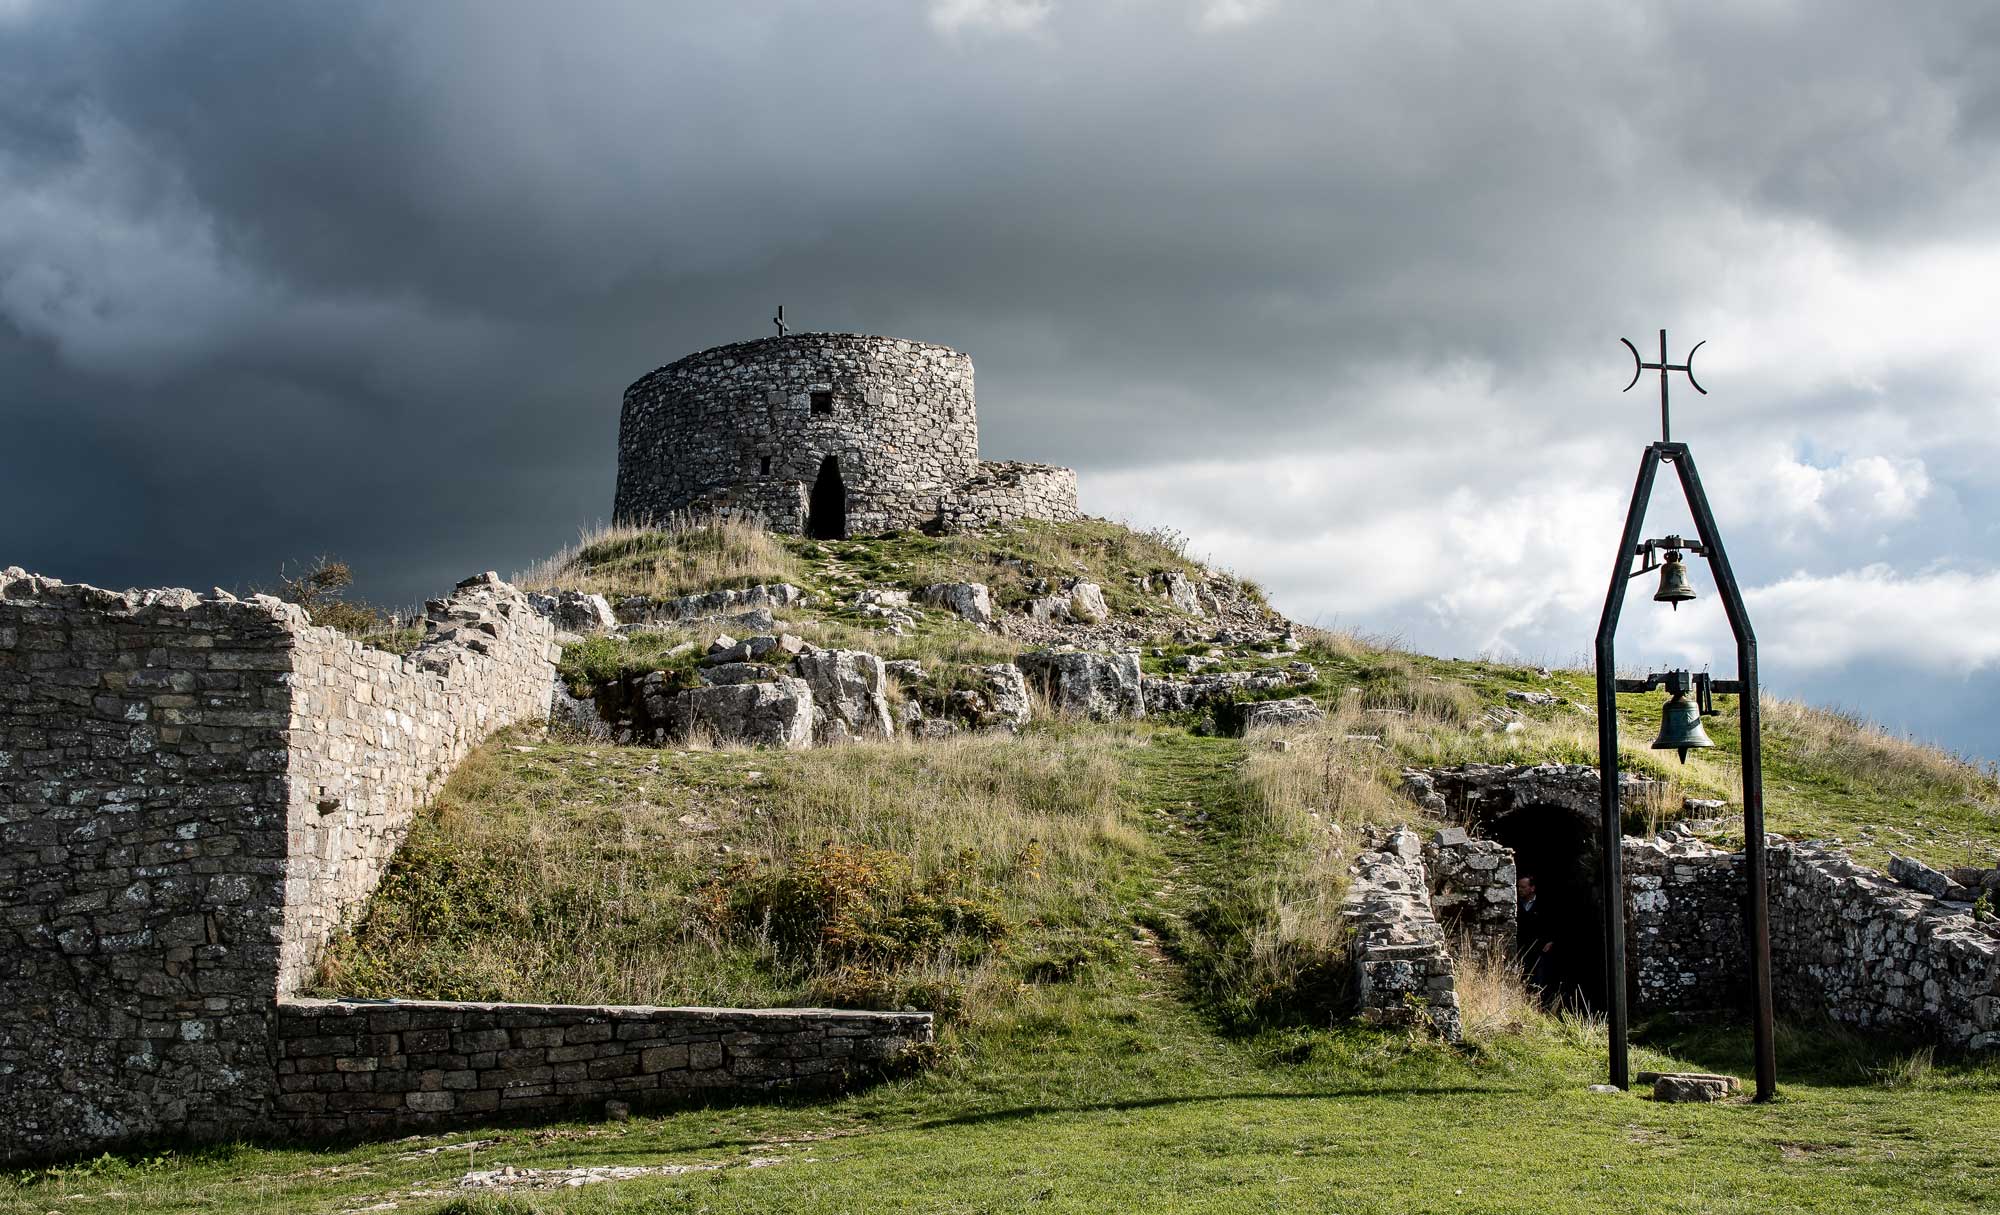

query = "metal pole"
[1671,447,1777,1101]
[1594,443,1663,1091]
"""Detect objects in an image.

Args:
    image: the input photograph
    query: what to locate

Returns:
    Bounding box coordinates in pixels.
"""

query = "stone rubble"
[1344,829,1464,1043]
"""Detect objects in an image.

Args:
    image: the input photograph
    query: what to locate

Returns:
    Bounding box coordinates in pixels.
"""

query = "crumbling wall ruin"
[1390,763,2000,1050]
[0,568,559,1163]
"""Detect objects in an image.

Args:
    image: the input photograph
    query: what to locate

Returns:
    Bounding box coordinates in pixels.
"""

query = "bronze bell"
[1654,549,1696,609]
[1651,689,1716,763]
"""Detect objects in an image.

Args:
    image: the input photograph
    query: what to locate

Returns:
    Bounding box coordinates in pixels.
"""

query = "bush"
[698,844,1012,970]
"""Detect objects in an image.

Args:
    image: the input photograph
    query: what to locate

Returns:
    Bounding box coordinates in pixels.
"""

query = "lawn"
[6,731,1996,1215]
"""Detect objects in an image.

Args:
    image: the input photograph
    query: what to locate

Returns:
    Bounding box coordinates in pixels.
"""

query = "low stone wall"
[937,461,1080,532]
[1344,829,1462,1042]
[273,999,932,1138]
[1623,833,1746,1014]
[1772,842,1999,1049]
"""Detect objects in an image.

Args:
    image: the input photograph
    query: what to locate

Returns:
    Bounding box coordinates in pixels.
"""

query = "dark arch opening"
[808,455,848,540]
[1490,803,1605,1012]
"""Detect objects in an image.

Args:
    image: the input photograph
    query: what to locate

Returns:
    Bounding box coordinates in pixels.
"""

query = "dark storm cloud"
[6,1,2000,751]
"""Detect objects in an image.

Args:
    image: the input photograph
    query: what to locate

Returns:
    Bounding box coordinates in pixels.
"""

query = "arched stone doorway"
[808,455,847,540]
[1489,803,1606,1011]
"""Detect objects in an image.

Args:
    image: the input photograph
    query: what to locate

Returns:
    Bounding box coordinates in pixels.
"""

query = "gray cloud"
[6,0,2000,753]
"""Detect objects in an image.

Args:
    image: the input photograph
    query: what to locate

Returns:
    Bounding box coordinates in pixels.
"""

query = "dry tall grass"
[314,726,1148,1014]
[1762,698,1994,801]
[516,513,803,601]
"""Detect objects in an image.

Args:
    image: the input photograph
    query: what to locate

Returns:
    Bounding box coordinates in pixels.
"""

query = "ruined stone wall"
[1771,842,1999,1049]
[615,334,982,533]
[273,999,932,1137]
[1425,827,1517,963]
[280,575,560,994]
[1344,829,1462,1042]
[1622,834,1746,1013]
[0,569,558,1163]
[0,571,297,1163]
[936,461,1081,531]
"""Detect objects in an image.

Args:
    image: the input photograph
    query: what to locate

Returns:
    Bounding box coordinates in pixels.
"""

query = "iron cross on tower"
[1620,329,1707,444]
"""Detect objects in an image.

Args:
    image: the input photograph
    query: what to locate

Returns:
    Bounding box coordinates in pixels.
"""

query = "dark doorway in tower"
[808,455,848,540]
[1490,804,1606,1012]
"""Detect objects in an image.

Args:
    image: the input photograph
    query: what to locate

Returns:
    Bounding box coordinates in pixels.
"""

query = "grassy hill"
[6,518,1998,1215]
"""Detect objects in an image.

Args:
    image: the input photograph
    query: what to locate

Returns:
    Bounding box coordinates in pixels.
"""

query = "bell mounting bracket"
[1613,668,1737,714]
[1627,534,1709,579]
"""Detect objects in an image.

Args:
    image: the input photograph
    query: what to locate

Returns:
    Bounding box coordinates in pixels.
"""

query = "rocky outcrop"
[1162,570,1205,617]
[666,677,814,749]
[792,648,895,743]
[1239,696,1325,732]
[1016,650,1145,719]
[920,581,994,628]
[614,583,806,627]
[526,589,618,635]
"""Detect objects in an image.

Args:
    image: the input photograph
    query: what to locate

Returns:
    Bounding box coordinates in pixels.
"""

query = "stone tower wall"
[615,334,984,534]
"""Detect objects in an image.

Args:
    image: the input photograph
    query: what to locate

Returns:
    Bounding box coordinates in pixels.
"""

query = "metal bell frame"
[1595,332,1776,1103]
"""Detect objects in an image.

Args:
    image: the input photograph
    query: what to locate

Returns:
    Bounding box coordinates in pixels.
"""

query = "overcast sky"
[5,1,1999,758]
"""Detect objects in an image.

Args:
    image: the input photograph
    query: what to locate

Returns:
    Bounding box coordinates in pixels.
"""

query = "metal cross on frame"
[773,305,789,338]
[1620,329,1706,444]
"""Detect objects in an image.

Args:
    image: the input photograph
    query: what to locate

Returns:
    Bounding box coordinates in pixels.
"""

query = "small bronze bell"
[1654,549,1696,609]
[1651,689,1716,763]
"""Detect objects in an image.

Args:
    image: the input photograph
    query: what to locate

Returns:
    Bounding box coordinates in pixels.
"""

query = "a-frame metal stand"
[1594,440,1776,1102]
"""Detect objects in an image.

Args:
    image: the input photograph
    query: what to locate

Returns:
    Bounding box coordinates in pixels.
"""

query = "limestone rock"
[1505,689,1559,707]
[1650,1072,1738,1103]
[667,677,814,749]
[526,589,618,635]
[1068,581,1109,624]
[979,663,1032,728]
[920,581,993,628]
[701,633,804,667]
[616,583,806,627]
[1889,853,1967,900]
[1239,697,1325,732]
[1162,570,1205,617]
[885,659,927,684]
[550,683,612,741]
[791,648,895,743]
[699,662,780,686]
[1015,650,1144,720]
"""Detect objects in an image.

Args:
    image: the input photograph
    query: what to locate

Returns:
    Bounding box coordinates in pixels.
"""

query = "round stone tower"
[615,333,987,538]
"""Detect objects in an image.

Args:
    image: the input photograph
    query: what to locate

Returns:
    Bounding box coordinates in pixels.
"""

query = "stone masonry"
[273,999,932,1137]
[0,569,551,1162]
[614,333,1079,536]
[1345,829,1463,1042]
[1,565,937,1164]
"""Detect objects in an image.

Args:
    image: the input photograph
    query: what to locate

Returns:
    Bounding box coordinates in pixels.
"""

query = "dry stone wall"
[273,999,932,1137]
[280,574,561,993]
[1344,829,1463,1042]
[0,568,558,1164]
[1622,833,1746,1013]
[613,333,1077,536]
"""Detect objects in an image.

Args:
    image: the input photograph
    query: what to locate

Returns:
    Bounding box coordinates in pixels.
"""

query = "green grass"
[9,723,1997,1214]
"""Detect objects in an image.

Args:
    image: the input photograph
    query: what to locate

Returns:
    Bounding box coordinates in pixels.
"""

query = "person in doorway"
[1516,873,1556,1002]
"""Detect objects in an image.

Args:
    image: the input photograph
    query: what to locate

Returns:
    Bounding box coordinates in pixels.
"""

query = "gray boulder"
[1240,697,1325,732]
[792,648,895,743]
[1162,571,1205,618]
[526,589,619,635]
[1016,650,1144,719]
[549,683,612,740]
[885,659,927,685]
[1889,853,1970,900]
[921,581,994,628]
[668,677,814,749]
[699,662,780,686]
[979,663,1032,728]
[1069,581,1109,624]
